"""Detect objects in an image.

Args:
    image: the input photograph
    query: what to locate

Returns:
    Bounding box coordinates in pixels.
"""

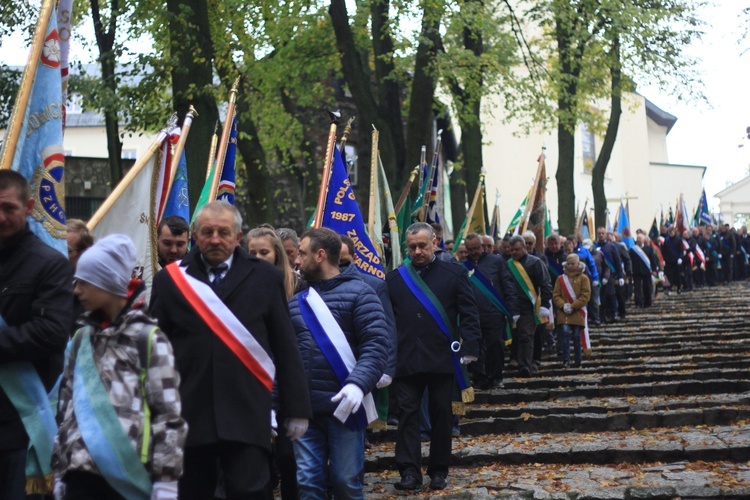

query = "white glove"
[331,383,364,418]
[512,315,520,325]
[53,477,65,500]
[593,280,600,287]
[539,307,550,318]
[285,417,309,440]
[563,303,573,314]
[151,481,178,500]
[271,409,278,438]
[602,278,608,285]
[460,355,477,364]
[718,253,722,259]
[677,258,682,265]
[658,271,664,280]
[618,278,625,287]
[376,374,393,389]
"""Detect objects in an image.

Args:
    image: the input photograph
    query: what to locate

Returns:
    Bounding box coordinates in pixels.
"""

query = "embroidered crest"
[41,29,61,68]
[30,145,66,238]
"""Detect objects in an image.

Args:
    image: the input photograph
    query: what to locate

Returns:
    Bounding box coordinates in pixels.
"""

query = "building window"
[581,123,596,175]
[121,149,137,160]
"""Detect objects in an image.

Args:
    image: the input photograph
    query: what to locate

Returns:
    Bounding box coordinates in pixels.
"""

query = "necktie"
[209,263,228,286]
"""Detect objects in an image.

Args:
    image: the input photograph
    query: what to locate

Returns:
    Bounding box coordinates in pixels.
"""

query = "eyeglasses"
[524,241,534,247]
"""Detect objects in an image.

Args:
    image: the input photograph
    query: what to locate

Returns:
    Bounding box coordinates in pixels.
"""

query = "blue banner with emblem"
[322,148,385,279]
[216,116,237,205]
[0,5,67,254]
[162,150,190,221]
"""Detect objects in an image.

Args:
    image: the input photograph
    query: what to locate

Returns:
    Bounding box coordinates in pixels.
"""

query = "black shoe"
[429,475,447,490]
[395,475,422,491]
[492,379,504,388]
[562,361,570,369]
[451,427,460,438]
[519,366,531,378]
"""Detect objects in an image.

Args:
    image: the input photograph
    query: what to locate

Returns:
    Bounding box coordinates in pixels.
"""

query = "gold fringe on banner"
[26,474,54,495]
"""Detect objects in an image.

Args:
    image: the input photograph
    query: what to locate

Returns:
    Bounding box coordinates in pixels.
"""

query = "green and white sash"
[508,260,545,326]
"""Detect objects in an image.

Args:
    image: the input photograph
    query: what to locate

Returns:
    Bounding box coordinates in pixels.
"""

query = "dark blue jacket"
[289,270,389,416]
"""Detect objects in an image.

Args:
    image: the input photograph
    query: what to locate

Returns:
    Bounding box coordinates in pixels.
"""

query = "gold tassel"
[452,401,466,416]
[461,386,475,404]
[368,419,388,431]
[26,474,54,495]
[583,348,592,358]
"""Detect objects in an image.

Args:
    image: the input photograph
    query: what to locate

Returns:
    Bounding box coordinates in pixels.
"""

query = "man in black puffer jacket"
[289,228,388,500]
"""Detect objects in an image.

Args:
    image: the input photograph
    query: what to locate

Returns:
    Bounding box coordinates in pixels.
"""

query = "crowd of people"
[1,167,749,499]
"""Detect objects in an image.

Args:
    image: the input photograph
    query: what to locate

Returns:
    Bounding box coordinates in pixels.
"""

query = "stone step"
[364,424,750,471]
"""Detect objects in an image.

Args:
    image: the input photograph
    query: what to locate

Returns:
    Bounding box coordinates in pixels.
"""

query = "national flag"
[617,202,634,248]
[369,153,402,271]
[216,115,238,205]
[695,189,711,226]
[0,1,69,254]
[322,148,385,279]
[89,122,176,294]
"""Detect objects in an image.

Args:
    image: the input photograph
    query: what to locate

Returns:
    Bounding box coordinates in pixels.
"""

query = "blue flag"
[617,203,634,249]
[0,7,67,254]
[162,150,190,221]
[216,116,238,205]
[322,148,385,279]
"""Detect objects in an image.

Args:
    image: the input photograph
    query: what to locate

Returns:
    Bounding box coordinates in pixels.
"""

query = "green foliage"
[0,64,21,130]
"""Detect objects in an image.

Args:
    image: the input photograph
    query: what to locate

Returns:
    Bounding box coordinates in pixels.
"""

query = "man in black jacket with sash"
[387,222,481,491]
[150,201,311,499]
[0,171,72,497]
[463,233,519,389]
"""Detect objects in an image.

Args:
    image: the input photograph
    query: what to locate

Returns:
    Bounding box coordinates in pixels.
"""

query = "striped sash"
[558,275,591,351]
[298,288,377,430]
[165,263,275,391]
[0,315,57,494]
[508,260,544,325]
[631,245,651,271]
[72,329,152,499]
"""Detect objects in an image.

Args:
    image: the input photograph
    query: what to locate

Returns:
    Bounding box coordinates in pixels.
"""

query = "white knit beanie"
[74,234,136,297]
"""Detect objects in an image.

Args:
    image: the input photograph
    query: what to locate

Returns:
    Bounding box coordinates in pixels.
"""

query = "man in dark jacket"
[596,227,624,322]
[289,228,388,499]
[613,233,632,319]
[661,226,685,293]
[508,235,552,377]
[0,170,72,497]
[718,224,736,283]
[387,222,481,491]
[464,233,519,389]
[150,201,311,499]
[629,234,658,307]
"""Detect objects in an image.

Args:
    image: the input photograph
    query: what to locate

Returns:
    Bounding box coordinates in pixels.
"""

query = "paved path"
[362,282,750,498]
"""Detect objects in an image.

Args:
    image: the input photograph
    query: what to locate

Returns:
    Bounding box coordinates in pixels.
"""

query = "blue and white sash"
[631,245,651,271]
[0,315,57,493]
[72,329,152,499]
[298,288,377,430]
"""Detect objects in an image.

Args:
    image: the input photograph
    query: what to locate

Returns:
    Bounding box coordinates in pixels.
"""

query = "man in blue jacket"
[289,228,388,499]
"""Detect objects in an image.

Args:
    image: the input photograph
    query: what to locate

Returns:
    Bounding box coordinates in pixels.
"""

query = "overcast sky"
[2,1,748,211]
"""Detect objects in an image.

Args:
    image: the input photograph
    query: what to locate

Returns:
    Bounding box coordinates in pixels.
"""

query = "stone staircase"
[363,282,750,498]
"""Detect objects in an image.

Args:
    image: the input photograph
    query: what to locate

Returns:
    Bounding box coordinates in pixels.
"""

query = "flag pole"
[313,110,341,228]
[205,121,219,180]
[209,77,240,201]
[368,126,379,238]
[161,106,197,216]
[394,166,420,215]
[420,131,442,222]
[521,148,546,234]
[87,115,177,231]
[0,0,56,169]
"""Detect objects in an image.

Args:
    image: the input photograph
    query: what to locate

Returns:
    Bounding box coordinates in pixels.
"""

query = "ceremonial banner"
[489,193,501,240]
[579,211,591,240]
[506,190,529,236]
[695,189,711,227]
[216,116,238,205]
[369,153,402,271]
[617,203,634,249]
[0,1,68,254]
[322,148,385,279]
[161,149,190,222]
[454,177,486,252]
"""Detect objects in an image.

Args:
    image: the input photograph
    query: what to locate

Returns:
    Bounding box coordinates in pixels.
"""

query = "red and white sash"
[165,263,275,392]
[559,274,591,350]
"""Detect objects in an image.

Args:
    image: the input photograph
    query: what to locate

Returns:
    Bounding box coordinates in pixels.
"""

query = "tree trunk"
[556,121,576,234]
[167,0,219,211]
[404,9,442,186]
[90,0,122,184]
[592,36,622,229]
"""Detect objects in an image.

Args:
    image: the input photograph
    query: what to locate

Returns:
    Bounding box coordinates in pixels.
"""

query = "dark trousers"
[615,283,627,318]
[395,373,454,481]
[722,256,733,283]
[0,448,26,500]
[515,314,537,374]
[683,263,694,290]
[180,441,271,500]
[63,471,122,499]
[274,430,297,500]
[706,260,718,285]
[484,335,506,383]
[633,274,652,307]
[693,267,705,287]
[600,289,616,322]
